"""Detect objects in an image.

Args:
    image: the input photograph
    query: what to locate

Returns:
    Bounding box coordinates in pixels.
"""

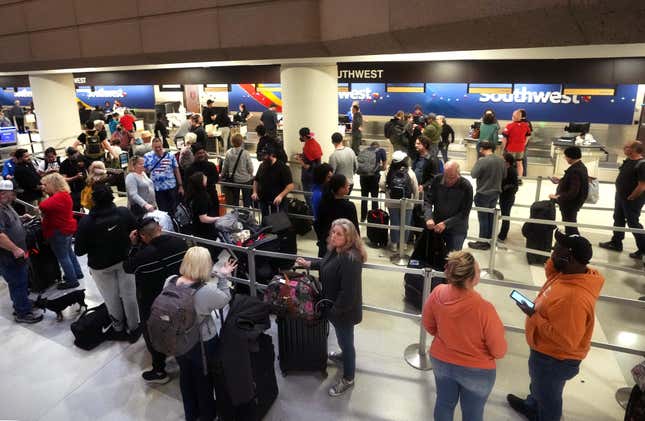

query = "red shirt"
[39,192,77,238]
[502,121,531,153]
[302,138,323,162]
[119,114,136,132]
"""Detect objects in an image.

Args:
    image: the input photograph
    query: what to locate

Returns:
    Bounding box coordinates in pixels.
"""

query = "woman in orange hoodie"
[422,251,507,421]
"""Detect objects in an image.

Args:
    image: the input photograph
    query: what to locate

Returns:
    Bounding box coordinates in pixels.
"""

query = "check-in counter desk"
[551,139,606,178]
[462,137,479,171]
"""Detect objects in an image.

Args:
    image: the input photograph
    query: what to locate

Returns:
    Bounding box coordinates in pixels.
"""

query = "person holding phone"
[422,251,507,421]
[507,230,605,421]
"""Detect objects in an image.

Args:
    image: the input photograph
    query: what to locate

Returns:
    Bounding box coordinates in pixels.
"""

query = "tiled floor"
[0,175,642,421]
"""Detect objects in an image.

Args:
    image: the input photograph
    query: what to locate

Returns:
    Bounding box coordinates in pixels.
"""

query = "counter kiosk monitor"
[565,122,591,134]
[0,127,17,147]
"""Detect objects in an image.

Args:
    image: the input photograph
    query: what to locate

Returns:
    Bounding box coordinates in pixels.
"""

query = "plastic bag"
[585,178,599,204]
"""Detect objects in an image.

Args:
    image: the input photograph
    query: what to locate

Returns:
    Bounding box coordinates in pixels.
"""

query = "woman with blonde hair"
[179,131,198,172]
[296,218,366,397]
[125,155,156,217]
[81,161,108,210]
[39,172,84,289]
[422,251,507,421]
[170,246,234,421]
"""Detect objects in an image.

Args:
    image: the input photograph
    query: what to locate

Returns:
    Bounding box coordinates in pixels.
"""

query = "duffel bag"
[70,303,113,351]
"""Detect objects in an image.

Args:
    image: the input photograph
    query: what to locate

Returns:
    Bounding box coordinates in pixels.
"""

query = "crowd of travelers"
[0,99,642,421]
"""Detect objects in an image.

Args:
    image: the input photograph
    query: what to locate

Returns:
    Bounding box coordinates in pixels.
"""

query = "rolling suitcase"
[404,230,448,309]
[23,219,62,292]
[367,208,389,247]
[522,200,556,265]
[277,316,329,377]
[214,333,279,421]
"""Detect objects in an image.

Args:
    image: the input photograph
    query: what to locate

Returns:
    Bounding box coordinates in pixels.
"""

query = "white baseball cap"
[0,180,15,191]
[392,150,408,163]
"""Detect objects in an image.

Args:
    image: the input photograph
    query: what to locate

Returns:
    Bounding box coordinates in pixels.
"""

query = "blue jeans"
[49,230,83,283]
[430,357,496,421]
[444,231,467,252]
[333,322,356,380]
[524,349,580,421]
[0,259,33,316]
[611,193,645,252]
[474,192,499,239]
[176,337,217,421]
[389,207,413,244]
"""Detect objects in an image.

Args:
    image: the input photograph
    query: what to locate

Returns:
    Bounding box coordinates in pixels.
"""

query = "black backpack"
[85,132,103,159]
[389,168,412,200]
[70,303,114,350]
[384,120,394,138]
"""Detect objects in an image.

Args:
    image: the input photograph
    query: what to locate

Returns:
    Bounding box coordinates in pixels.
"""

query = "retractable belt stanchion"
[390,197,411,267]
[481,208,504,280]
[404,268,433,371]
[534,176,543,203]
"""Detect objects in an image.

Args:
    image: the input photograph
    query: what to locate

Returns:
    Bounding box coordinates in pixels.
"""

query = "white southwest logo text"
[479,86,581,104]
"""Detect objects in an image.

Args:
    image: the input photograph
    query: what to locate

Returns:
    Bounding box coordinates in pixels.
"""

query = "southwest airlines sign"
[479,86,581,104]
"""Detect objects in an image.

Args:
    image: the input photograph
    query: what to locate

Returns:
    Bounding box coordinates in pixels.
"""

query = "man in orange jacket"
[508,230,604,421]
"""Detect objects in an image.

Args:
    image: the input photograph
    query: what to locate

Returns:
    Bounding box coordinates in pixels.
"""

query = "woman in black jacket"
[316,174,360,257]
[186,171,220,242]
[296,218,366,397]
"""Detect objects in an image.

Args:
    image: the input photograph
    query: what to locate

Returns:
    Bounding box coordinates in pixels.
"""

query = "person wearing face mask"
[424,161,473,251]
[507,231,604,421]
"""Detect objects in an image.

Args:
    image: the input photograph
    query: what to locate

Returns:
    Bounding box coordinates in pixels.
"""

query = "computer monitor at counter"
[565,122,591,134]
[0,126,17,147]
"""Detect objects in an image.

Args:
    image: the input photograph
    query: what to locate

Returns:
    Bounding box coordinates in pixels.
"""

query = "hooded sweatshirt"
[422,284,507,369]
[525,258,604,361]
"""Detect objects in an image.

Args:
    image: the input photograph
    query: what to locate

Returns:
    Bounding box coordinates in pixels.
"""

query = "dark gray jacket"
[424,175,473,235]
[313,249,363,325]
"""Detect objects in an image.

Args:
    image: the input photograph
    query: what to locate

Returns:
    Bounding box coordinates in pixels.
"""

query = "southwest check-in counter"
[552,139,607,178]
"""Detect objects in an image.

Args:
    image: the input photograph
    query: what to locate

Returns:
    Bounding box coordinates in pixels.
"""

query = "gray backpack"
[357,147,378,176]
[147,276,204,358]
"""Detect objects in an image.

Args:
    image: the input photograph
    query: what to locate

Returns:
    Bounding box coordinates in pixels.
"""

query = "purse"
[221,148,243,183]
[262,204,292,234]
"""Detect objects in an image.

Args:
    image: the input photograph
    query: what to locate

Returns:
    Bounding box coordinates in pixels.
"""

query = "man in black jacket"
[75,184,140,341]
[185,143,220,200]
[13,149,42,207]
[549,146,589,235]
[123,217,187,384]
[424,161,473,251]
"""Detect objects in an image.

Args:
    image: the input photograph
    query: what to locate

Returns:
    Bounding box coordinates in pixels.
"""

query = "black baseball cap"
[299,127,311,138]
[554,230,592,264]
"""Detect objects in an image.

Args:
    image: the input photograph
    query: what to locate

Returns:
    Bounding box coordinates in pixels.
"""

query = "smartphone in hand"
[510,289,535,309]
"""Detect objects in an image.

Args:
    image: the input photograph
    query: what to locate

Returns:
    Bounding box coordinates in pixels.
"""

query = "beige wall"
[0,0,644,72]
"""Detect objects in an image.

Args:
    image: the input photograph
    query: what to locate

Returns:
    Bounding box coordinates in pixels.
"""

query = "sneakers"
[507,394,537,421]
[629,250,644,260]
[57,281,80,290]
[142,369,171,385]
[15,312,44,324]
[127,325,142,344]
[468,241,491,250]
[329,377,354,397]
[328,351,343,364]
[598,241,623,252]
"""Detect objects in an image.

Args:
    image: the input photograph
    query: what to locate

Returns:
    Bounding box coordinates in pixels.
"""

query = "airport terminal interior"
[0,1,645,420]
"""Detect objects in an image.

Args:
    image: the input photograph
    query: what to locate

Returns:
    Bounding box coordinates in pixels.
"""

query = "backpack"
[389,168,412,200]
[85,133,103,159]
[173,202,193,234]
[384,120,394,138]
[147,276,205,358]
[357,147,379,176]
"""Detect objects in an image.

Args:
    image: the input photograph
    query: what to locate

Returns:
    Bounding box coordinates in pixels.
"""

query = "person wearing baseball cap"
[0,179,43,324]
[294,127,322,209]
[508,230,605,421]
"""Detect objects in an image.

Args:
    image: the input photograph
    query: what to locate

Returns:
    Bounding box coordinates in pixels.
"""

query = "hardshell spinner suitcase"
[215,333,279,421]
[367,209,389,247]
[277,316,329,377]
[522,200,556,265]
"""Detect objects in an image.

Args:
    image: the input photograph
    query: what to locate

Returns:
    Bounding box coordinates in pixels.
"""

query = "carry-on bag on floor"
[521,200,556,265]
[214,333,279,421]
[277,316,329,377]
[367,208,389,247]
[287,197,312,236]
[23,218,62,292]
[404,229,448,309]
[70,303,114,351]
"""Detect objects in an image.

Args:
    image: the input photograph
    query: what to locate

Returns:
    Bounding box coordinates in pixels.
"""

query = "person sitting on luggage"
[0,180,43,324]
[296,218,366,397]
[171,246,234,421]
[424,161,473,252]
[548,146,589,236]
[507,230,604,421]
[123,217,188,385]
[316,174,360,258]
[75,184,141,342]
[252,145,294,217]
[497,153,519,242]
[422,251,507,421]
[384,150,419,251]
[39,173,84,290]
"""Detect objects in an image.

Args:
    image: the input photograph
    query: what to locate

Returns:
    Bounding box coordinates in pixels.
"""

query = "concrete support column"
[280,63,338,161]
[29,73,80,146]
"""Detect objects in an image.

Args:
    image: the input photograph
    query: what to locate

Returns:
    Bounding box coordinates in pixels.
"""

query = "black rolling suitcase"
[215,333,279,421]
[23,219,62,292]
[261,204,297,270]
[404,229,448,309]
[277,316,329,377]
[521,200,556,265]
[367,208,389,247]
